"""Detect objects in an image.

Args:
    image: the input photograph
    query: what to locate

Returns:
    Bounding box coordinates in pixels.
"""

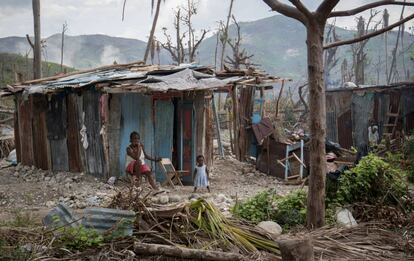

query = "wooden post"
[32,0,42,79]
[212,95,224,157]
[275,80,285,119]
[232,86,240,160]
[278,238,314,261]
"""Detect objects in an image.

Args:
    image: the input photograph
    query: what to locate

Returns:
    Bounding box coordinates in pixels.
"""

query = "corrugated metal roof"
[9,63,281,95]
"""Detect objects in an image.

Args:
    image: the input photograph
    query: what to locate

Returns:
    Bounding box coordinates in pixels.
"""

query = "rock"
[256,221,283,239]
[46,201,55,208]
[215,193,227,203]
[107,176,116,185]
[45,176,51,182]
[336,208,357,228]
[159,195,169,204]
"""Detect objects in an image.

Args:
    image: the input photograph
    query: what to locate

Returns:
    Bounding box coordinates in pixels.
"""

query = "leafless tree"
[350,10,381,85]
[262,0,414,228]
[61,22,68,72]
[219,0,235,70]
[388,3,407,83]
[324,21,340,85]
[225,16,254,69]
[160,1,207,64]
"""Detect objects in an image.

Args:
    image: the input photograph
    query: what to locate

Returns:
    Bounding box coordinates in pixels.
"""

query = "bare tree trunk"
[143,0,162,64]
[219,0,235,70]
[60,22,67,72]
[32,0,42,79]
[306,20,327,228]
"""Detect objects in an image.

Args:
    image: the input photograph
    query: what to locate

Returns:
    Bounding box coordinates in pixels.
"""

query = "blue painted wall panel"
[154,100,174,182]
[119,94,153,176]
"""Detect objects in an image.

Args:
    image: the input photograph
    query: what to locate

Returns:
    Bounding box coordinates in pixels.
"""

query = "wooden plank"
[212,96,224,157]
[18,96,34,166]
[231,86,240,160]
[83,90,106,177]
[108,94,121,177]
[14,96,21,163]
[32,95,49,170]
[204,97,213,168]
[67,94,82,172]
[194,92,205,158]
[46,95,69,171]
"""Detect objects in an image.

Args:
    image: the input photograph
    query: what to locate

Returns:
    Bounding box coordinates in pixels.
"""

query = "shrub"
[233,190,317,230]
[232,190,276,223]
[55,225,104,251]
[334,154,407,206]
[403,136,414,183]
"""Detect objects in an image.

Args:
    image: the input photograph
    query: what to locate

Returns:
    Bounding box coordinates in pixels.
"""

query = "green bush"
[233,190,316,230]
[55,225,104,251]
[334,154,407,205]
[403,136,414,183]
[232,190,276,223]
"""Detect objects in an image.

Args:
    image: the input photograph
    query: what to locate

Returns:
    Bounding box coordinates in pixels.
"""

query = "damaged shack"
[326,82,414,149]
[6,62,278,184]
[7,63,227,183]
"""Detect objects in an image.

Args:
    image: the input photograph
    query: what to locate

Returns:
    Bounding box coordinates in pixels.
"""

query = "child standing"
[193,155,210,193]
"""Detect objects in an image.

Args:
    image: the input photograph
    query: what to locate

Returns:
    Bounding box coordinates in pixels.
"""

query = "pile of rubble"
[1,164,117,210]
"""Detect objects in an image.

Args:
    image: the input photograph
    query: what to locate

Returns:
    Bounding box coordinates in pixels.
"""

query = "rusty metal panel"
[18,96,34,166]
[108,94,121,177]
[337,110,353,149]
[32,95,49,170]
[67,94,82,172]
[402,88,414,133]
[352,92,374,150]
[47,94,69,171]
[326,111,337,142]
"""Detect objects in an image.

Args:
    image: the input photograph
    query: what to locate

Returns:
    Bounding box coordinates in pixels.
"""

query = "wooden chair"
[158,158,187,188]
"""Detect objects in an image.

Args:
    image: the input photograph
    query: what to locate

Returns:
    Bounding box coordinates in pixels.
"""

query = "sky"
[0,0,413,41]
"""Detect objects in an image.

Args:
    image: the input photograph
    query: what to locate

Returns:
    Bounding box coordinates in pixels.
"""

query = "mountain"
[0,34,148,69]
[1,15,413,84]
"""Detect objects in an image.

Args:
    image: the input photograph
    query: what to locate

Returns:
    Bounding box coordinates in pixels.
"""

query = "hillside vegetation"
[0,53,75,88]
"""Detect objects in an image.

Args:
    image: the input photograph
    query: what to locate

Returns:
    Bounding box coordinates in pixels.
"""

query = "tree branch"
[262,0,308,24]
[288,0,312,19]
[316,0,340,19]
[324,12,414,49]
[330,0,414,17]
[25,34,34,49]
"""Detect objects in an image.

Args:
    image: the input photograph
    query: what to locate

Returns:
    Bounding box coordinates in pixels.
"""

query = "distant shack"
[326,82,414,149]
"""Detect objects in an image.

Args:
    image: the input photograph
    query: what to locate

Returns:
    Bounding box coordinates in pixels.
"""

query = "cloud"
[0,0,413,40]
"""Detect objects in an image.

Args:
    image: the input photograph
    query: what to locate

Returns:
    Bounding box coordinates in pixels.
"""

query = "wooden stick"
[292,152,306,168]
[134,242,245,261]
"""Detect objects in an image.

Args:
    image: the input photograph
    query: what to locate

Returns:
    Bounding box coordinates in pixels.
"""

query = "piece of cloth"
[80,124,89,149]
[368,125,379,144]
[194,164,209,187]
[126,160,151,174]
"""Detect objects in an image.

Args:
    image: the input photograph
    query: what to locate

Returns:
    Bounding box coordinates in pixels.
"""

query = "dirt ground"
[0,156,300,224]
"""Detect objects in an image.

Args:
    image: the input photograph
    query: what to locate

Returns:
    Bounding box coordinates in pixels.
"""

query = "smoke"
[100,45,122,66]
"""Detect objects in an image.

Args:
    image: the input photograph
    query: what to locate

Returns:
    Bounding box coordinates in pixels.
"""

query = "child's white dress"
[194,164,209,187]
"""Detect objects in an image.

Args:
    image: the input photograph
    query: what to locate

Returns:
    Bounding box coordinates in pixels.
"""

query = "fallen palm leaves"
[309,223,414,260]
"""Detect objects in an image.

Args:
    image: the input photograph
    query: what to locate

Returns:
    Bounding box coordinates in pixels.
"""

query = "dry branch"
[330,1,414,17]
[134,242,246,261]
[324,12,414,49]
